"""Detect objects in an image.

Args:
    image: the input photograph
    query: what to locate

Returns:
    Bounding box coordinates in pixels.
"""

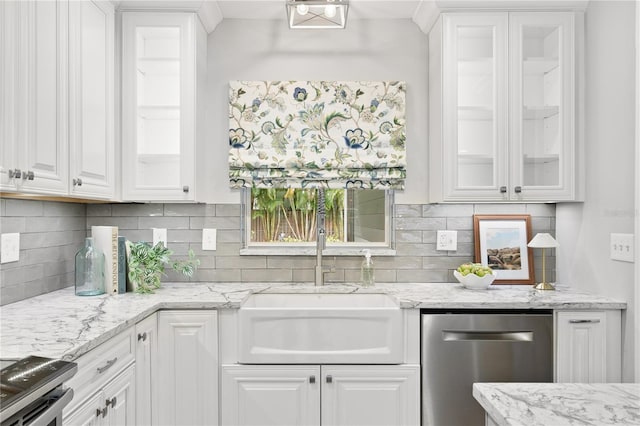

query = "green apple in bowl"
[454,263,496,290]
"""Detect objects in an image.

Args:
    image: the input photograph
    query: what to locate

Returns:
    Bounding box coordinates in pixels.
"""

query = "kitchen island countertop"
[473,382,640,426]
[0,281,626,361]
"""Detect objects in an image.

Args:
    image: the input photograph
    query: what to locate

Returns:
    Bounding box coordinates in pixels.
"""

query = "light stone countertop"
[0,282,627,362]
[473,382,640,425]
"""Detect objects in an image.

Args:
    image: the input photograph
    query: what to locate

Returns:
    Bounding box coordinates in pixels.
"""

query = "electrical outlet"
[1,233,20,263]
[610,233,634,262]
[202,228,217,251]
[436,230,457,251]
[152,228,167,247]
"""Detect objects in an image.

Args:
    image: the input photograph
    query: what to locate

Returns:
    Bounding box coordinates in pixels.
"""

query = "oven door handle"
[442,330,534,342]
[29,387,74,425]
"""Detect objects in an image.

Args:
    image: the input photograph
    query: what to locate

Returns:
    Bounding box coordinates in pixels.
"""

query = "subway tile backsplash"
[0,199,556,305]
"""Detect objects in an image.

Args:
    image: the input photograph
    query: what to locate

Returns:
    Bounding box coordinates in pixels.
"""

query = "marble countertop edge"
[0,282,627,361]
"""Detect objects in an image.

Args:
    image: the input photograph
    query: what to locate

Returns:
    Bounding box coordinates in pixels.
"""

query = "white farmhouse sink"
[237,293,403,364]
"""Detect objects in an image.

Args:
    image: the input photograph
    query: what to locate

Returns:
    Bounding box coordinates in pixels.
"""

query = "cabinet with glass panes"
[122,12,205,201]
[429,12,582,202]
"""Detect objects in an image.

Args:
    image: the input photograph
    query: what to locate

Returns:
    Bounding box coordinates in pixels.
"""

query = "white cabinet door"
[121,12,199,201]
[103,363,136,426]
[135,313,157,426]
[221,365,321,426]
[321,365,420,426]
[157,310,218,426]
[68,0,115,199]
[556,310,621,383]
[1,0,68,194]
[432,13,509,202]
[509,12,576,201]
[64,391,104,426]
[64,364,136,426]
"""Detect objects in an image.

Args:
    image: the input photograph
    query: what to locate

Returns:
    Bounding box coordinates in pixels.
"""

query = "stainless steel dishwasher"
[421,310,553,426]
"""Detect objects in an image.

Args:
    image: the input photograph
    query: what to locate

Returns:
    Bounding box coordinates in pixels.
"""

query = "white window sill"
[240,247,396,257]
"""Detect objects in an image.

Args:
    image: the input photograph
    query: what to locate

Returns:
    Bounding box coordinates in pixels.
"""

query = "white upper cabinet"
[121,12,204,201]
[1,0,115,200]
[1,0,68,195]
[429,11,582,202]
[69,0,116,199]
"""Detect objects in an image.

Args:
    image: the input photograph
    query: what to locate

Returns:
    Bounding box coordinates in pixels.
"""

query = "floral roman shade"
[229,81,406,189]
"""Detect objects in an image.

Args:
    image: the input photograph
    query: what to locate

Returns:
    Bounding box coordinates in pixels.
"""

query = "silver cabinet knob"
[514,186,522,193]
[25,170,34,180]
[499,186,507,193]
[137,332,147,342]
[326,375,333,384]
[183,185,189,193]
[73,178,83,186]
[8,169,22,179]
[309,375,316,384]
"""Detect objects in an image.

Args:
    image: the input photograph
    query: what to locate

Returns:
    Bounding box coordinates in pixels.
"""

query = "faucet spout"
[315,188,331,286]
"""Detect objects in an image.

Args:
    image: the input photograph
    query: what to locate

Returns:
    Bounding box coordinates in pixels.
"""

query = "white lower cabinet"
[135,313,158,426]
[64,364,135,426]
[221,364,420,426]
[63,327,136,425]
[156,310,218,426]
[555,310,622,383]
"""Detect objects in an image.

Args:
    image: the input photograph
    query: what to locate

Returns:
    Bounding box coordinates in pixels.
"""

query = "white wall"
[556,0,636,381]
[204,19,428,204]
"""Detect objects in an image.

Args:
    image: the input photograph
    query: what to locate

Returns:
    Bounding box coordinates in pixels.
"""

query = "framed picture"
[473,214,535,285]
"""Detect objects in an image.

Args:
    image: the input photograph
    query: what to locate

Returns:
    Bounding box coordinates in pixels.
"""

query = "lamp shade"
[286,0,349,29]
[527,233,559,248]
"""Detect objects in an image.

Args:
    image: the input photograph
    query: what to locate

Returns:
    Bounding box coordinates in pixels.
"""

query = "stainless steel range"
[0,356,77,426]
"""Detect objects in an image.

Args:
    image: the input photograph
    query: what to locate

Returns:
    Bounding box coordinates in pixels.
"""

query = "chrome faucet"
[315,188,334,286]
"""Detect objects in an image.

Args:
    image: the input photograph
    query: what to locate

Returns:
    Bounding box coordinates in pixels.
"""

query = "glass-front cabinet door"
[441,14,509,201]
[509,12,575,201]
[122,12,195,201]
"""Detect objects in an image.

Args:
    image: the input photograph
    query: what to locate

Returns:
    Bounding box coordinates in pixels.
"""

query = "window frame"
[239,188,396,256]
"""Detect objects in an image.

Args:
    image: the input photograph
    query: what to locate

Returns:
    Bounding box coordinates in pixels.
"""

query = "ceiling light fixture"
[286,0,349,29]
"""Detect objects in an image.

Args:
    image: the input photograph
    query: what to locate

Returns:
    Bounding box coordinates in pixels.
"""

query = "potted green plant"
[127,242,200,294]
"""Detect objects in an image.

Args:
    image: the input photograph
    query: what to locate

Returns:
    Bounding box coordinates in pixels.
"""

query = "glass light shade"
[286,0,349,29]
[528,233,559,248]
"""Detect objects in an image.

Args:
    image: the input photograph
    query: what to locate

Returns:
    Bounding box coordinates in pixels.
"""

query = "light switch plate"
[1,233,20,263]
[152,228,167,247]
[610,233,634,262]
[436,230,457,251]
[202,228,217,251]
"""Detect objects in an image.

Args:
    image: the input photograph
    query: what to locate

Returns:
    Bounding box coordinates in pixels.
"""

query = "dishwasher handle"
[442,330,534,342]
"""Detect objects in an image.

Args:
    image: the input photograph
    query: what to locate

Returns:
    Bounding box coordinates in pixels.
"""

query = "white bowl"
[454,270,497,290]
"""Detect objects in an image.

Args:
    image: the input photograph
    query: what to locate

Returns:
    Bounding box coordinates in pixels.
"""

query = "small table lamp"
[527,233,559,290]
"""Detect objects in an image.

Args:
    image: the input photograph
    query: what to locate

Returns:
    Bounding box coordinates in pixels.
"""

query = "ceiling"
[114,0,590,34]
[214,0,423,21]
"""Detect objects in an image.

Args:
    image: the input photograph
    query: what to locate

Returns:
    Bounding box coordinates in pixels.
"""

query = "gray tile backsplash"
[0,199,556,305]
[0,199,87,305]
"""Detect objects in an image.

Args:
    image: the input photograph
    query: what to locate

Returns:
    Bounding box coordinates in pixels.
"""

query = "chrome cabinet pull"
[8,169,21,179]
[326,375,332,384]
[25,170,34,180]
[96,407,107,418]
[499,186,507,193]
[183,185,189,193]
[138,332,147,342]
[73,178,83,186]
[309,375,316,384]
[514,186,522,193]
[569,319,601,324]
[96,357,117,374]
[106,396,117,407]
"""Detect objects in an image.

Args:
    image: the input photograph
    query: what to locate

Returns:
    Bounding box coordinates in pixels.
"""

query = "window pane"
[248,188,387,245]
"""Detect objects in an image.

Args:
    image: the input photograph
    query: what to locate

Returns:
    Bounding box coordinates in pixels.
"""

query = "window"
[242,188,394,254]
